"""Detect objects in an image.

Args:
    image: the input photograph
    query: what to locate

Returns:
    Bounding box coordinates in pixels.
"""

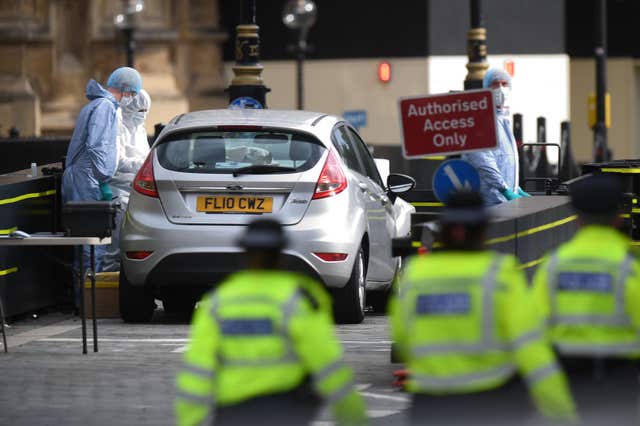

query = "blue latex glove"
[517,187,531,197]
[501,188,522,201]
[99,182,113,201]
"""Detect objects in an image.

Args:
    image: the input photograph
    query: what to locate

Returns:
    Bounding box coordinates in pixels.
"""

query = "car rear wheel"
[332,247,366,324]
[119,269,155,323]
[367,290,390,313]
[162,298,194,316]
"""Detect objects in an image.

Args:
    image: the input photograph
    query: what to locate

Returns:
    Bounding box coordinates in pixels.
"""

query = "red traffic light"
[378,61,391,83]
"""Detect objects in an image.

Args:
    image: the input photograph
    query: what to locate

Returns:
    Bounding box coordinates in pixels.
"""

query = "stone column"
[41,0,90,136]
[0,0,52,136]
[177,0,227,111]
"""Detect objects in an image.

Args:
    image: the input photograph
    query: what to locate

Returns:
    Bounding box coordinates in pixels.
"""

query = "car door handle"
[358,182,368,192]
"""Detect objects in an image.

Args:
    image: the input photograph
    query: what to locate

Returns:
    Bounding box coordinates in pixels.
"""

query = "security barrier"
[583,161,640,242]
[0,164,70,317]
[407,195,577,279]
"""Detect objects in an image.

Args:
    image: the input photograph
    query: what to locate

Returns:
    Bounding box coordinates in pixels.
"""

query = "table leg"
[80,247,87,355]
[91,245,98,353]
[0,296,7,353]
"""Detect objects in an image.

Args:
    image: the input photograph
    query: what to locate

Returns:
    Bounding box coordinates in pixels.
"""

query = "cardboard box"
[83,272,120,319]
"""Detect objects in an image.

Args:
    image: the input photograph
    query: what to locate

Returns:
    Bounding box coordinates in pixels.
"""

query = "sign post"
[398,90,498,158]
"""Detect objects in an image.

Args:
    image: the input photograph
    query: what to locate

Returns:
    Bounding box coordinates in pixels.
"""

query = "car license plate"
[196,196,273,213]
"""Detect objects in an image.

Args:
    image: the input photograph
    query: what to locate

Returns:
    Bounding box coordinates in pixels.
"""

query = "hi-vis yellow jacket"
[175,270,367,426]
[532,225,640,358]
[389,251,577,423]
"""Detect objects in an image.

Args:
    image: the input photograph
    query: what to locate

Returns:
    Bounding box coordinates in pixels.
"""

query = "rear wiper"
[232,165,297,177]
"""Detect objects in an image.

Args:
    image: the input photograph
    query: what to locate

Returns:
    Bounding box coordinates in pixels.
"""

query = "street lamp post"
[464,0,488,90]
[282,0,317,110]
[594,0,608,162]
[228,0,270,108]
[114,0,144,68]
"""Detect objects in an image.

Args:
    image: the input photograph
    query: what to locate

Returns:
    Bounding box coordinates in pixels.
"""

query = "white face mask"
[500,86,510,108]
[131,111,147,127]
[119,95,134,108]
[493,86,511,111]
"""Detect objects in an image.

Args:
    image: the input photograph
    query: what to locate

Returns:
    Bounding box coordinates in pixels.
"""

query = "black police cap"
[440,191,490,225]
[238,218,288,250]
[569,173,624,214]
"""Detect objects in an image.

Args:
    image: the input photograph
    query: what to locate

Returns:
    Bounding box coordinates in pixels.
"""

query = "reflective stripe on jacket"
[175,270,367,426]
[533,225,640,357]
[389,251,576,422]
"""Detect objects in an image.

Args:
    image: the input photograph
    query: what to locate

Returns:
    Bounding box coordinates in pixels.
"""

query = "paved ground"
[4,309,636,425]
[0,309,408,426]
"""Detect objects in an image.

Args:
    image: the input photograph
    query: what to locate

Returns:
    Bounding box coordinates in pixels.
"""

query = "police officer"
[175,218,367,426]
[532,173,640,423]
[389,191,576,425]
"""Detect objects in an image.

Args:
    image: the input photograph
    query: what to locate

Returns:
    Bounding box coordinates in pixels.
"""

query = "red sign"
[398,89,498,158]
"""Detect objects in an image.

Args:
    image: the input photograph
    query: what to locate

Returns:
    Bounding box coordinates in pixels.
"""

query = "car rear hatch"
[153,128,327,225]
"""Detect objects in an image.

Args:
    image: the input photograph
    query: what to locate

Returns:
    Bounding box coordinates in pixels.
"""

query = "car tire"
[367,290,390,313]
[333,247,366,324]
[163,298,194,316]
[367,255,401,313]
[119,269,155,323]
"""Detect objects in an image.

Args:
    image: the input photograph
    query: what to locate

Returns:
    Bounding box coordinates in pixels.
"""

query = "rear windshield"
[156,130,326,174]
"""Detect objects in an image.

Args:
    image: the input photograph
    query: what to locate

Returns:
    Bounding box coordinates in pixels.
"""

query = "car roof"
[161,109,340,136]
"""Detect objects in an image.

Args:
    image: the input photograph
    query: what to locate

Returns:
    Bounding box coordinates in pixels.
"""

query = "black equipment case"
[62,201,118,238]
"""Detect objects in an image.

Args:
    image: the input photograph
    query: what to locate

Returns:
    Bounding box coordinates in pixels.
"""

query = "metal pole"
[245,0,256,24]
[80,249,87,355]
[470,0,482,27]
[0,295,7,353]
[594,0,608,162]
[296,38,304,110]
[90,245,98,353]
[124,27,135,68]
[464,0,488,90]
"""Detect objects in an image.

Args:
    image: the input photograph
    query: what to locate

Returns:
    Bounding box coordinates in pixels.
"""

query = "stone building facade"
[0,0,227,137]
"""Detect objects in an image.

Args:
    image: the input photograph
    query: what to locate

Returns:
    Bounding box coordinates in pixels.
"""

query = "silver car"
[119,109,415,323]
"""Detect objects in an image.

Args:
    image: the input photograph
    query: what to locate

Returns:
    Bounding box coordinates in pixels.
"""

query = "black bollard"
[537,117,546,142]
[559,121,579,182]
[534,117,550,191]
[513,113,528,189]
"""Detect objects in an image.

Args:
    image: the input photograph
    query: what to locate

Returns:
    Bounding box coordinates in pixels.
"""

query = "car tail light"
[126,251,153,260]
[133,153,158,198]
[312,151,347,200]
[313,252,348,262]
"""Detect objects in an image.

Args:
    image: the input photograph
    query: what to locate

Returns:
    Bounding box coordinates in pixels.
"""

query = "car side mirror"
[387,174,415,194]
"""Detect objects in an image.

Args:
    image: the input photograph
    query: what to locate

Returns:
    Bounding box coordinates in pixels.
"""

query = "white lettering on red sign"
[398,90,498,158]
